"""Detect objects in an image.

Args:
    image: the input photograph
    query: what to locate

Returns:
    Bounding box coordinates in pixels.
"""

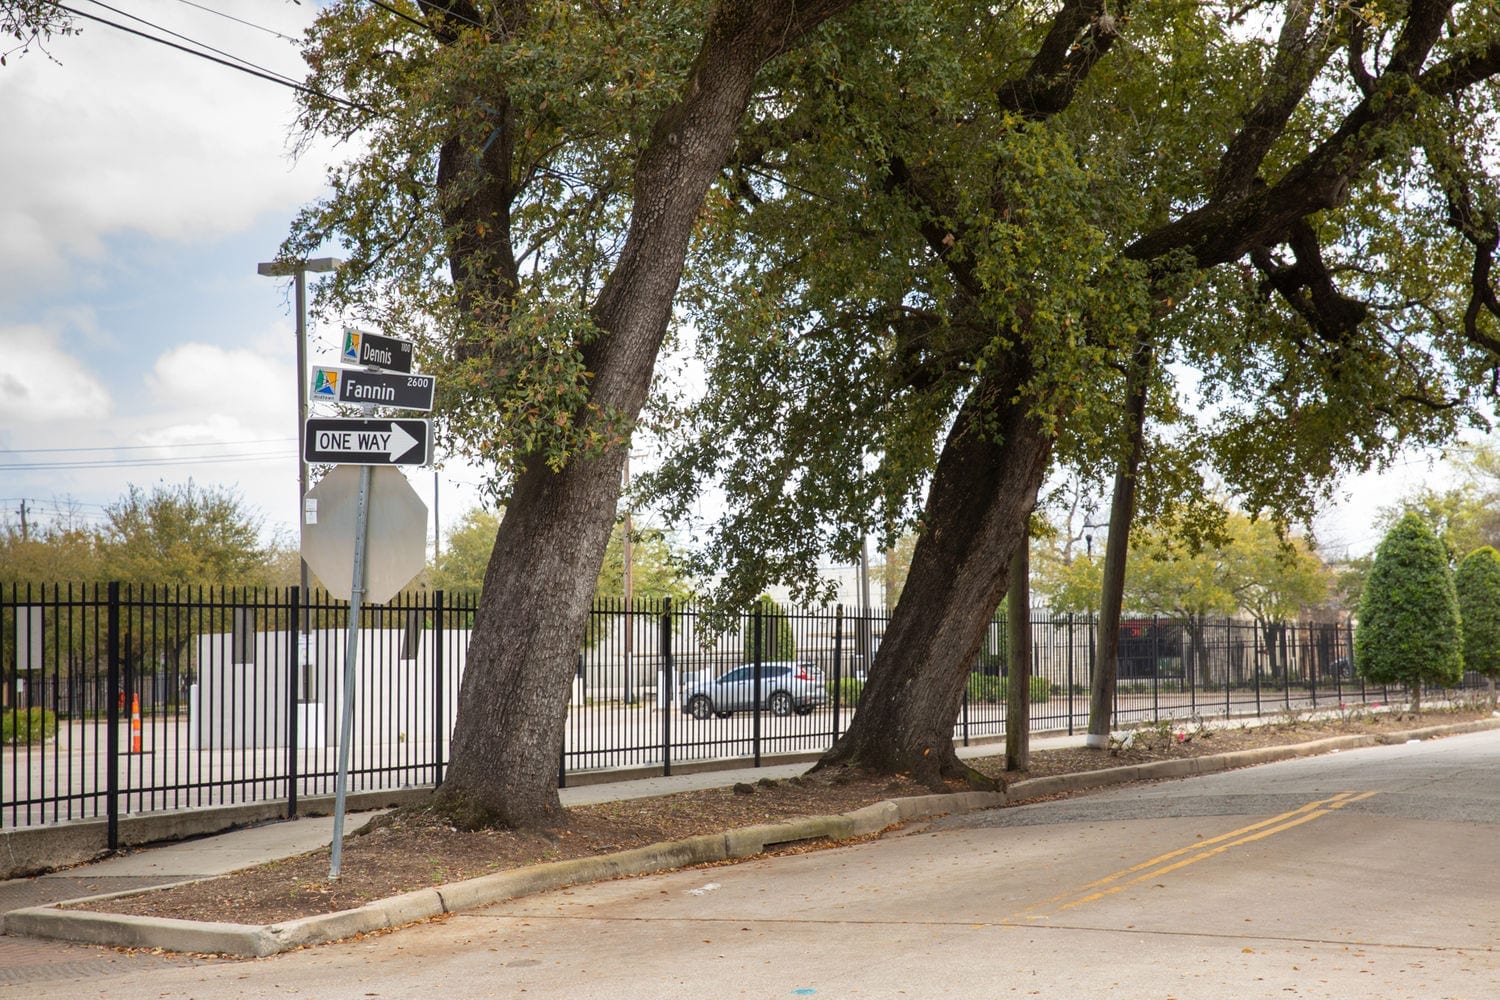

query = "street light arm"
[257,257,344,277]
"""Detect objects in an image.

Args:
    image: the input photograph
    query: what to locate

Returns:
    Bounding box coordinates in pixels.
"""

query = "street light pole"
[257,257,343,653]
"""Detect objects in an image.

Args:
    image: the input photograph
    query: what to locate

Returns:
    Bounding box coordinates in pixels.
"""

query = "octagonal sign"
[302,465,428,604]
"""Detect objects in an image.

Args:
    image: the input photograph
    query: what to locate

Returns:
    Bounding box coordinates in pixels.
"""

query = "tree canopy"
[1,484,285,589]
[98,482,278,587]
[639,0,1500,783]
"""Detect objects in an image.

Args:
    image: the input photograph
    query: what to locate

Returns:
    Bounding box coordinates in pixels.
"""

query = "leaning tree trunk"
[1005,541,1032,773]
[815,372,1053,787]
[1086,340,1152,748]
[435,0,860,830]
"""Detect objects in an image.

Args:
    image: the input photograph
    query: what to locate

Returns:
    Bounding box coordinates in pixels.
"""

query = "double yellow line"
[1005,791,1378,924]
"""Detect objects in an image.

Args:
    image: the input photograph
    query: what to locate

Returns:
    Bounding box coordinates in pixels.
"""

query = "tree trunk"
[1005,542,1032,772]
[815,372,1053,787]
[1086,341,1152,748]
[1410,678,1422,715]
[435,0,860,830]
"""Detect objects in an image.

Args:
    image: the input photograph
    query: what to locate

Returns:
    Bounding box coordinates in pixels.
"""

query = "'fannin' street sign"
[342,329,414,373]
[304,418,431,465]
[310,366,436,411]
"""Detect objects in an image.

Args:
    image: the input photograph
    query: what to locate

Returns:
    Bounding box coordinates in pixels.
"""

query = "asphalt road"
[16,729,1500,999]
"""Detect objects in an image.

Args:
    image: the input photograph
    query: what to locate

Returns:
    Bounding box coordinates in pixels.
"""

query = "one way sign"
[304,418,431,466]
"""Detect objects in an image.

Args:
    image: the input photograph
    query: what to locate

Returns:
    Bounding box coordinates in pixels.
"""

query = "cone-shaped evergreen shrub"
[742,595,796,663]
[1354,513,1463,710]
[1456,546,1500,686]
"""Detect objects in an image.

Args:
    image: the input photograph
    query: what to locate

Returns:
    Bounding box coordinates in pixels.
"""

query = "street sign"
[301,465,428,604]
[304,418,431,465]
[342,328,414,373]
[310,366,436,411]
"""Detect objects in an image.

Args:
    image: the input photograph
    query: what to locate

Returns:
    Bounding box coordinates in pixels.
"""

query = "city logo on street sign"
[304,418,431,465]
[310,366,436,411]
[311,367,340,400]
[342,328,414,374]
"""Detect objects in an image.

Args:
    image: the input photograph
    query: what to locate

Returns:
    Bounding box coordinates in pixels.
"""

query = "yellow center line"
[1002,791,1379,925]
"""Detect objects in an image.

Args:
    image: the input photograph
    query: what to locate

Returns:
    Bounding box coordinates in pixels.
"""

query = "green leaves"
[1456,546,1500,679]
[1355,513,1464,689]
[99,482,275,587]
[284,1,702,498]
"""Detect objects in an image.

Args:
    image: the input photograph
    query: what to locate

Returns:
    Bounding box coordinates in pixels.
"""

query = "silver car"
[681,661,827,719]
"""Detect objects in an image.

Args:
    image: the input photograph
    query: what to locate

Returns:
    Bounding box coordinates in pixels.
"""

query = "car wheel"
[768,690,793,717]
[715,710,733,719]
[794,705,814,716]
[687,695,713,720]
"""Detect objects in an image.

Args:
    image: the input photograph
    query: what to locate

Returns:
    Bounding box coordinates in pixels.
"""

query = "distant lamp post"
[256,256,343,646]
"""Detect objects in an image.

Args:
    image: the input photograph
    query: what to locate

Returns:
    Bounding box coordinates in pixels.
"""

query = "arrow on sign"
[374,423,417,461]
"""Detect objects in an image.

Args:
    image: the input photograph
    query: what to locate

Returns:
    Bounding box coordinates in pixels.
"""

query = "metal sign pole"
[329,463,373,880]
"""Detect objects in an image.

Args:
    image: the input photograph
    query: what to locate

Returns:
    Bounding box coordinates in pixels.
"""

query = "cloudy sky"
[0,0,1457,568]
[0,0,491,552]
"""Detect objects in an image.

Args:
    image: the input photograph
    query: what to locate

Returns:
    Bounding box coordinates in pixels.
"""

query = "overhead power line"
[0,448,293,473]
[168,0,299,42]
[52,1,367,111]
[1,437,296,456]
[83,0,304,87]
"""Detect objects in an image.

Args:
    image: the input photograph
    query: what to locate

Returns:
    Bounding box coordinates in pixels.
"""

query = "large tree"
[98,481,276,586]
[0,505,101,586]
[647,0,1500,784]
[278,0,863,829]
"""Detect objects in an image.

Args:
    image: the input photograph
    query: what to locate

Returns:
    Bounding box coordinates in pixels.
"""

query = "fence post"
[1151,615,1161,723]
[1253,621,1264,716]
[1305,620,1316,710]
[287,587,300,819]
[1224,618,1232,718]
[1087,613,1097,734]
[961,660,971,746]
[661,597,673,777]
[1188,618,1197,718]
[1066,613,1075,736]
[434,590,445,789]
[832,605,844,744]
[106,581,121,851]
[752,602,763,768]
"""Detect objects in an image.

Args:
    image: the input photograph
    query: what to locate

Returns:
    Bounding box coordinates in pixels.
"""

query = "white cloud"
[144,340,293,429]
[0,1,332,298]
[0,324,112,422]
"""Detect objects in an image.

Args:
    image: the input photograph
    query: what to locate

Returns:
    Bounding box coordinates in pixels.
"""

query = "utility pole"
[17,500,28,542]
[257,256,343,662]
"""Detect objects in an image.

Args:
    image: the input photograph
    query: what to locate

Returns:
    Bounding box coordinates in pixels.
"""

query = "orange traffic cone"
[130,693,142,754]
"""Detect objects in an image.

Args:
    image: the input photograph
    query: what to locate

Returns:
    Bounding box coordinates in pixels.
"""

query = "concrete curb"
[8,717,1498,957]
[0,787,1005,957]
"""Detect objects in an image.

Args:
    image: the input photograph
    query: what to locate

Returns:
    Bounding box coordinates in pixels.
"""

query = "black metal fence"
[0,584,1470,837]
